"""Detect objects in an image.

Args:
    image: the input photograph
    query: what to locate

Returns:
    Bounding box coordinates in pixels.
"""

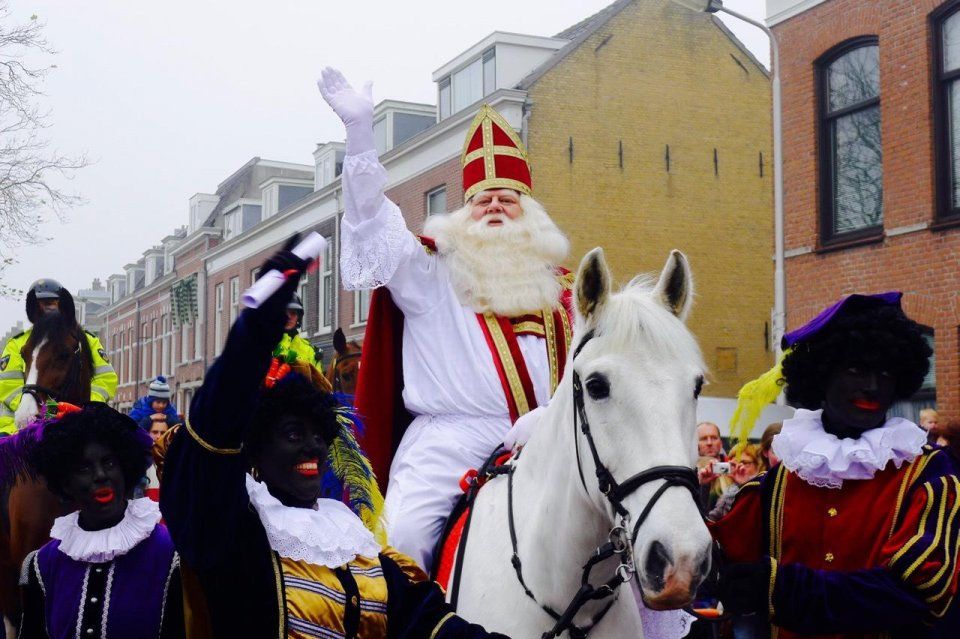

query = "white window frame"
[151,319,159,378]
[229,277,240,326]
[161,315,170,375]
[141,322,149,382]
[317,237,334,334]
[352,288,371,327]
[215,283,224,356]
[426,186,447,216]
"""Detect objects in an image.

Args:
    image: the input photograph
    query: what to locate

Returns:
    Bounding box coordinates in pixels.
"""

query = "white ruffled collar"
[245,474,380,567]
[771,409,926,489]
[50,497,161,563]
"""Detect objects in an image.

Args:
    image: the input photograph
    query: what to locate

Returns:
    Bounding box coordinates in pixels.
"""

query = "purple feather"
[0,419,48,489]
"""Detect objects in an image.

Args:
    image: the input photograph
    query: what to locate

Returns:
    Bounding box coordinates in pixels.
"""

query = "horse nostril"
[697,550,712,579]
[644,541,673,592]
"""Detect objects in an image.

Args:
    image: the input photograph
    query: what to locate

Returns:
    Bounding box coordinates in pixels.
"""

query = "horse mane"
[593,277,706,373]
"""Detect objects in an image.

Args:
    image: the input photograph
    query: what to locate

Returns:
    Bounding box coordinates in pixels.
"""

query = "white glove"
[14,393,38,429]
[503,406,545,451]
[318,66,375,155]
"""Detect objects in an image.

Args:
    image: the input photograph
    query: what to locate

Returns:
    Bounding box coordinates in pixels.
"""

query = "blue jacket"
[129,396,179,429]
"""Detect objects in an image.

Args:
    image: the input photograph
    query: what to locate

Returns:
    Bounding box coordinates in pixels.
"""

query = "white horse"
[451,248,712,638]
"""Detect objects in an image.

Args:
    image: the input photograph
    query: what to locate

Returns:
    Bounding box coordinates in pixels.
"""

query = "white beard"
[423,195,570,316]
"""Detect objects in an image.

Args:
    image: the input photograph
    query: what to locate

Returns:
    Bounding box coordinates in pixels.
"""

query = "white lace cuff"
[341,196,418,290]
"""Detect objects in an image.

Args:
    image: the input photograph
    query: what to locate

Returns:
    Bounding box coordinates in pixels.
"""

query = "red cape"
[353,238,572,492]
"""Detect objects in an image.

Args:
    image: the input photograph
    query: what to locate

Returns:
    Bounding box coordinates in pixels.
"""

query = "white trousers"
[383,413,510,572]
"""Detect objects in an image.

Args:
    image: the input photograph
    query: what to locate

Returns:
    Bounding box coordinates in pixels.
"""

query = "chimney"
[92,278,103,291]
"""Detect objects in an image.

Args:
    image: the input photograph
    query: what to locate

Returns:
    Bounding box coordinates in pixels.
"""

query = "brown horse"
[0,311,93,624]
[325,328,362,395]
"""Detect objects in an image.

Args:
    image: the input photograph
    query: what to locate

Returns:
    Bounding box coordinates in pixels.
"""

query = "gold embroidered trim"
[463,145,527,165]
[483,313,530,416]
[769,465,787,561]
[272,552,285,639]
[889,457,922,540]
[544,308,559,394]
[903,478,951,579]
[890,482,937,566]
[512,321,545,337]
[919,476,960,591]
[430,612,456,639]
[559,304,572,350]
[184,418,242,455]
[768,557,778,620]
[461,105,528,165]
[464,178,532,202]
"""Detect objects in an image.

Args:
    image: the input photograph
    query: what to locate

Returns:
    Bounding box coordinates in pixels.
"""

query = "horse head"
[571,248,711,610]
[327,327,362,395]
[16,311,92,427]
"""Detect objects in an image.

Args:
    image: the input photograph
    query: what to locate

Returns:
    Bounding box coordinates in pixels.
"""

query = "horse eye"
[694,376,704,399]
[585,374,610,400]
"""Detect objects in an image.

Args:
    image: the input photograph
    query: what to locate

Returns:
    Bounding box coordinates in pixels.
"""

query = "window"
[354,289,371,325]
[818,39,882,244]
[141,322,149,381]
[117,332,124,384]
[890,329,936,423]
[427,186,447,216]
[936,5,960,220]
[439,78,451,120]
[318,237,334,332]
[181,322,190,363]
[224,209,241,240]
[162,315,170,374]
[482,48,496,96]
[215,283,224,355]
[374,116,388,155]
[151,319,159,377]
[298,281,309,333]
[251,267,260,286]
[128,329,134,384]
[453,58,483,113]
[230,277,240,326]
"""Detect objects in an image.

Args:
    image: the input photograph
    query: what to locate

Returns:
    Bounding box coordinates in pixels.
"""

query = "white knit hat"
[148,376,171,400]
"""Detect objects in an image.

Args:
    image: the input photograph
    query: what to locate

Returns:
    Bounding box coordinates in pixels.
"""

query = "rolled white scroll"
[240,232,327,309]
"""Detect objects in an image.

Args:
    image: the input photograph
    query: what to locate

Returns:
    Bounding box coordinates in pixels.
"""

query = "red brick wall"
[776,0,960,416]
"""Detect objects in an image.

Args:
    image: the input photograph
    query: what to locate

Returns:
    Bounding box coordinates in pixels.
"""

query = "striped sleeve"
[883,474,960,618]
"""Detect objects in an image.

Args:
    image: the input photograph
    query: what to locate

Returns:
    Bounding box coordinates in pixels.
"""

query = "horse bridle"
[505,328,702,639]
[331,352,361,392]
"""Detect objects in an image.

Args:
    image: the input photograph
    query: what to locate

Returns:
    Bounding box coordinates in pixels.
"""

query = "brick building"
[769,0,957,420]
[95,0,774,422]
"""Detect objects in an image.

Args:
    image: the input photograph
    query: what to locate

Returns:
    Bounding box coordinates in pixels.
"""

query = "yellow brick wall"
[526,0,773,397]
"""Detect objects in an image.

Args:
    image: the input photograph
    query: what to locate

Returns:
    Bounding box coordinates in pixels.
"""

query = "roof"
[518,0,768,90]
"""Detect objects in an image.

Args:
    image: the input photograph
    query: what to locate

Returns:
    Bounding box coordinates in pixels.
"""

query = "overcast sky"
[0,0,767,332]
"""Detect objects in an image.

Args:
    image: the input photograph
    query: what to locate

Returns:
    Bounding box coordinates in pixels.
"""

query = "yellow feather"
[729,348,791,445]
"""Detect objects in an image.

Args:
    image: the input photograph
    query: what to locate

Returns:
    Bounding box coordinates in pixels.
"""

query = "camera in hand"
[713,461,731,475]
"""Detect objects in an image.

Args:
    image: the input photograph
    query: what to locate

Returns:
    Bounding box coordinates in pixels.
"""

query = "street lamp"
[669,0,786,361]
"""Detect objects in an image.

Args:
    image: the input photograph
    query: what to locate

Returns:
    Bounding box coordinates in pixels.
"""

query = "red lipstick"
[93,488,115,504]
[852,399,881,411]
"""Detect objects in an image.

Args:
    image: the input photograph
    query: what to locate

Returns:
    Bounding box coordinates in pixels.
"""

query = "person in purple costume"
[14,403,183,638]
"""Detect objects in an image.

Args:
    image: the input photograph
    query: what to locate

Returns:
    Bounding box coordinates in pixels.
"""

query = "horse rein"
[504,328,702,639]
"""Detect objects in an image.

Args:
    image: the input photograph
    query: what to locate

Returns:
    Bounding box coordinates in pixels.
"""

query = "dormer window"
[439,48,496,121]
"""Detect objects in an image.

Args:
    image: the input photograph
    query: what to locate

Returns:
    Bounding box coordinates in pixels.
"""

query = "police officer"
[275,292,318,366]
[0,279,117,434]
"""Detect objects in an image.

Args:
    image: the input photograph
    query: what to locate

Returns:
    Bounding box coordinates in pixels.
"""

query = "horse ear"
[333,328,347,355]
[575,248,612,321]
[654,250,693,321]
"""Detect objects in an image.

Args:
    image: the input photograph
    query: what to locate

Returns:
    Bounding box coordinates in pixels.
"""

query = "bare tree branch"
[0,2,87,296]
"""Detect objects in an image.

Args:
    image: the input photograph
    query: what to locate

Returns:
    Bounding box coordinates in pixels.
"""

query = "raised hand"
[318,67,375,154]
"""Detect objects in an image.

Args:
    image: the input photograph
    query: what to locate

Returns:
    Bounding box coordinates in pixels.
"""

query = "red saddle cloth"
[433,452,513,594]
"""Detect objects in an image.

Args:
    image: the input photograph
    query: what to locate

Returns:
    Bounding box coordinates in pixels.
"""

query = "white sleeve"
[339,150,442,316]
